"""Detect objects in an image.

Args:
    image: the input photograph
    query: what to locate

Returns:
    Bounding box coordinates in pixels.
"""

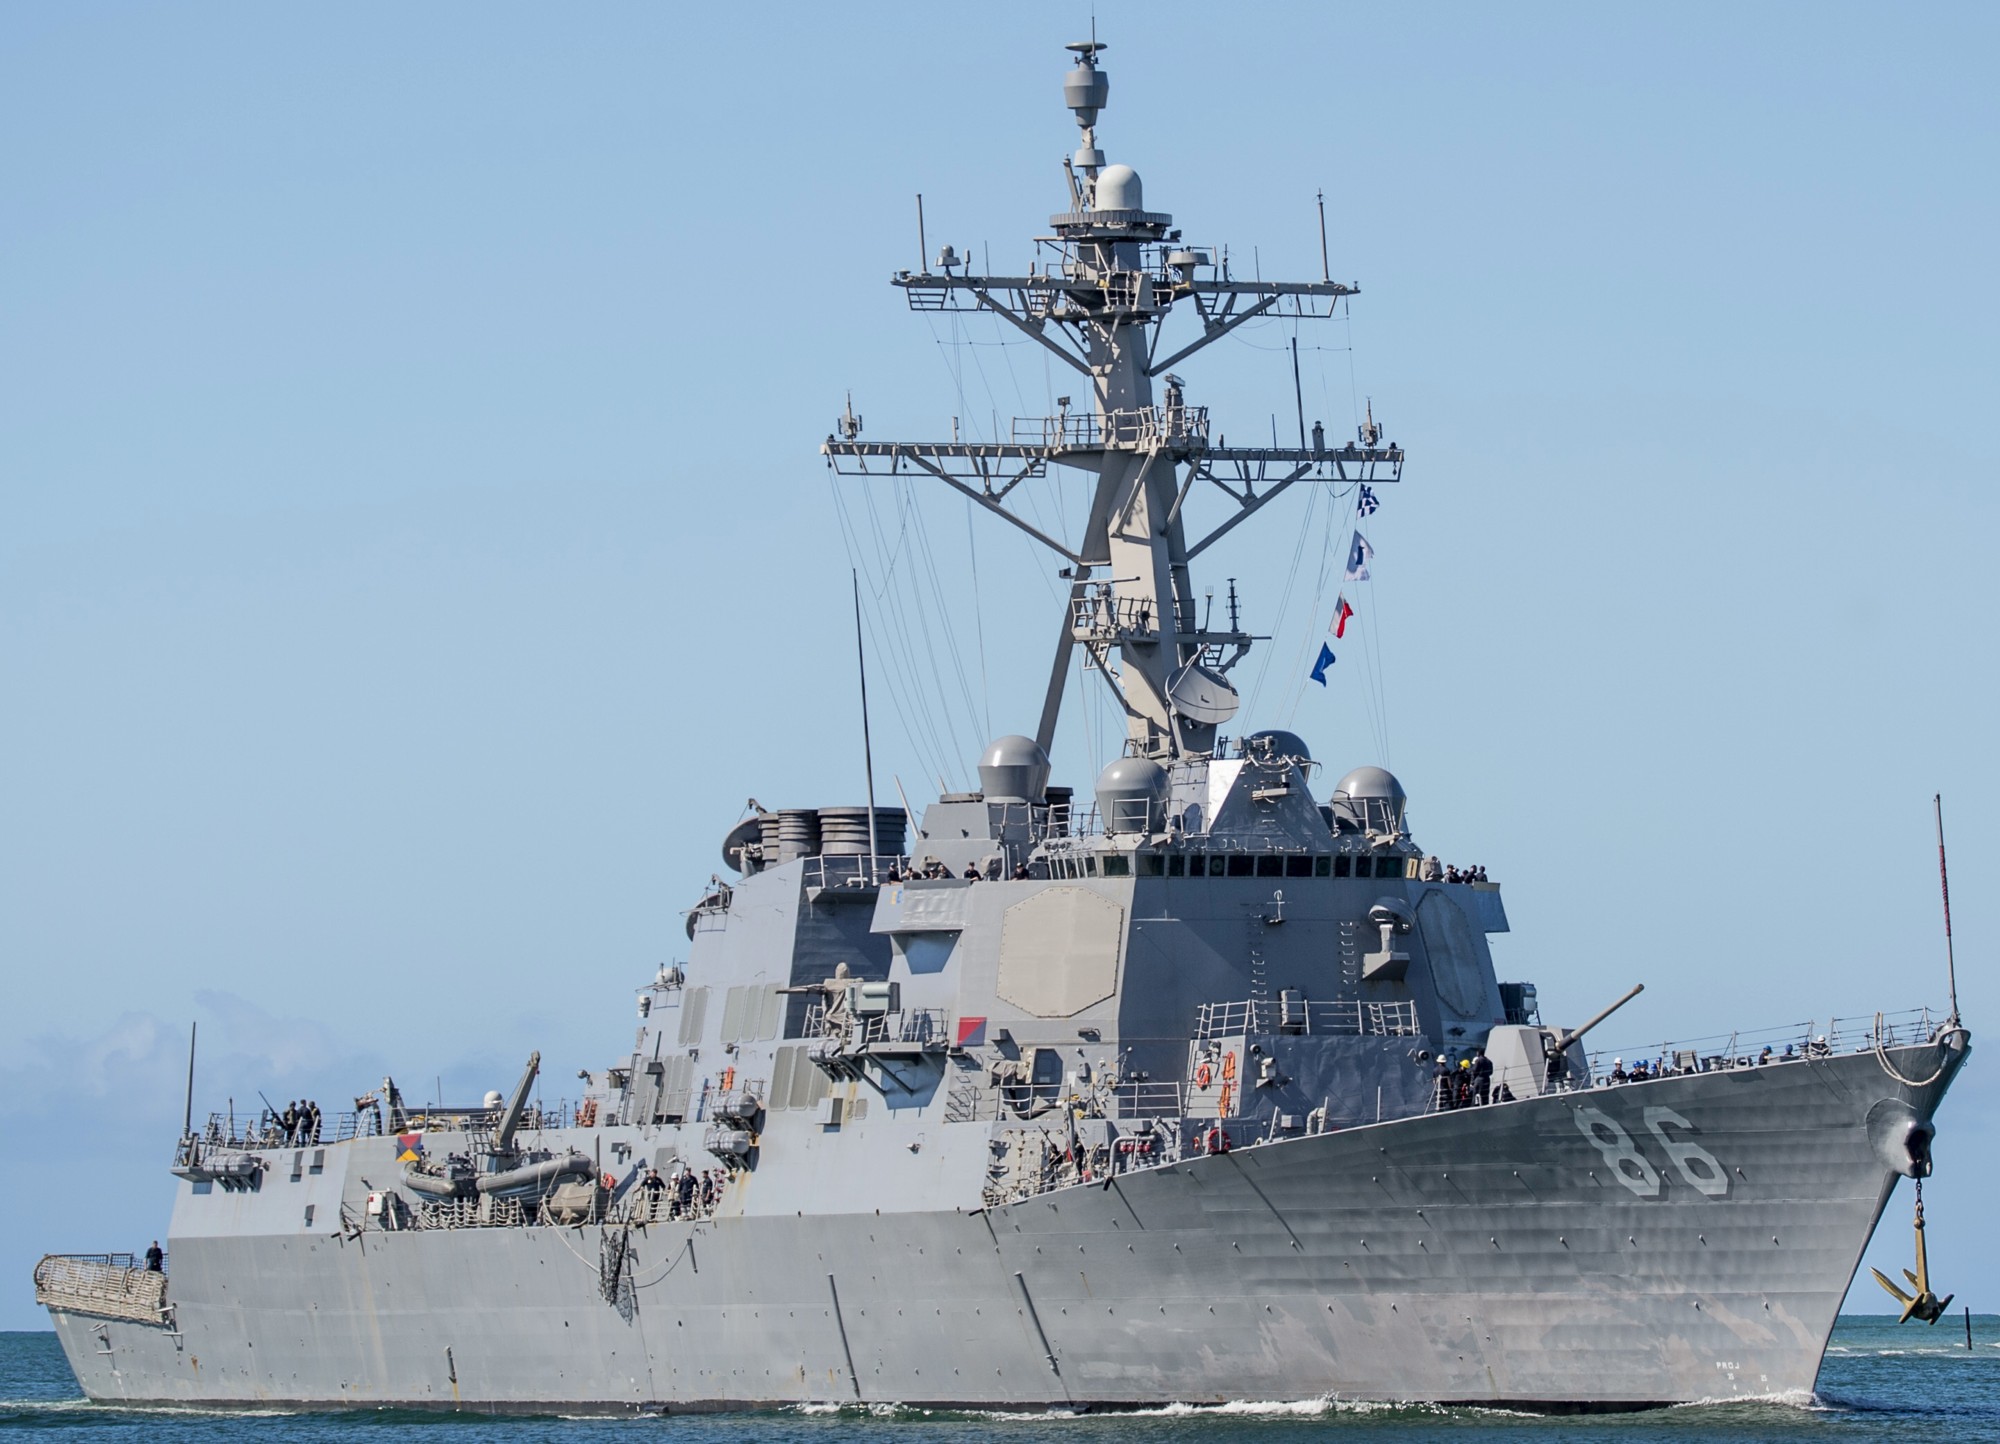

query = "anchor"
[1872,1177,1953,1324]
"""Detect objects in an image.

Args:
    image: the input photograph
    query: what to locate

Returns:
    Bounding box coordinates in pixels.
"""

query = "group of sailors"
[1604,1037,1820,1084]
[1432,1049,1514,1109]
[634,1164,726,1221]
[1419,858,1489,884]
[278,1100,322,1145]
[884,858,984,882]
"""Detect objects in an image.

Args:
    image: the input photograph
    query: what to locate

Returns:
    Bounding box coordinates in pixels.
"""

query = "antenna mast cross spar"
[822,42,1403,763]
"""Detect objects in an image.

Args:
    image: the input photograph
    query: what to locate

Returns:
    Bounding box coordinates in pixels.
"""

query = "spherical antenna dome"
[1333,766,1405,803]
[978,734,1052,804]
[1330,766,1407,835]
[1095,755,1168,835]
[1095,164,1143,212]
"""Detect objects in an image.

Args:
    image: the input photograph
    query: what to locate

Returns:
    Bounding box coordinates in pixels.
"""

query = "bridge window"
[1256,856,1284,877]
[1334,856,1353,877]
[1102,855,1130,877]
[1167,854,1186,876]
[1286,856,1314,878]
[1314,856,1332,877]
[1227,856,1255,877]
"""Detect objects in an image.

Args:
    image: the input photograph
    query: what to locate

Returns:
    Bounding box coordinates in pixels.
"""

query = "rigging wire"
[1241,478,1322,720]
[965,499,992,741]
[830,479,954,789]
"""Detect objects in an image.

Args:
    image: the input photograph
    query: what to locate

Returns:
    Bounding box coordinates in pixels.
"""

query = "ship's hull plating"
[48,1041,1962,1411]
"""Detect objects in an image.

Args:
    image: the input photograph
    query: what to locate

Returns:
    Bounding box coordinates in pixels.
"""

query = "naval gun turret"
[1484,983,1646,1099]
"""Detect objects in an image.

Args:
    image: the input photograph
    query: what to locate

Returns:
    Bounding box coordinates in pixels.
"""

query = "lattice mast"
[823,41,1402,762]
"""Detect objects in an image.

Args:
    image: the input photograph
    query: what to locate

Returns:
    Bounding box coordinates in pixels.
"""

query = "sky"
[3,2,1996,1333]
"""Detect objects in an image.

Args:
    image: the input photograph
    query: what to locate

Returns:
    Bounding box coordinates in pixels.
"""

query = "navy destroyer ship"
[37,41,1969,1411]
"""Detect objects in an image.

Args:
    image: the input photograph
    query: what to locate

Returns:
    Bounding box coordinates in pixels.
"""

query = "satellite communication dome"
[1095,755,1168,835]
[978,734,1052,804]
[1095,164,1143,211]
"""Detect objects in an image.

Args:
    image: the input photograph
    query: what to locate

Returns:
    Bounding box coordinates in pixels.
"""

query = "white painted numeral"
[1573,1107,1661,1197]
[1645,1107,1729,1196]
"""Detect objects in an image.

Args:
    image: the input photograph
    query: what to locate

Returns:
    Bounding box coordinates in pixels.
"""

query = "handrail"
[1194,997,1420,1040]
[1583,1006,1945,1081]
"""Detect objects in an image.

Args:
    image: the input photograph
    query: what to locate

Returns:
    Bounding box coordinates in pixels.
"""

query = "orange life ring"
[1194,1061,1214,1088]
[1221,1052,1238,1082]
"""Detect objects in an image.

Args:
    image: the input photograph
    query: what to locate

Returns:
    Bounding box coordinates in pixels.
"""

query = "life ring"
[1194,1061,1214,1088]
[1221,1051,1238,1082]
[601,1172,616,1191]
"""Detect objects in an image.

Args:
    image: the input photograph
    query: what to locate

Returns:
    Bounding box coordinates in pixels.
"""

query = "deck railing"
[1195,997,1420,1040]
[1583,1006,1949,1084]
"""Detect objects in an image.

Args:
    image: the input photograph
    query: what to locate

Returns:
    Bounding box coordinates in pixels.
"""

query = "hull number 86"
[1573,1106,1729,1198]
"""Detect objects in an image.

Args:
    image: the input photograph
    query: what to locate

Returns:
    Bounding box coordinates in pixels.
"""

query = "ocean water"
[4,1317,1997,1442]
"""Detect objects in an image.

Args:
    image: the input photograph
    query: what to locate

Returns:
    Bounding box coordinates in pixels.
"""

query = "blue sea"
[3,1318,1996,1442]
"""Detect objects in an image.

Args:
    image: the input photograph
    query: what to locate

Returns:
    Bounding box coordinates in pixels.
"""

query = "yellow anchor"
[1872,1177,1953,1325]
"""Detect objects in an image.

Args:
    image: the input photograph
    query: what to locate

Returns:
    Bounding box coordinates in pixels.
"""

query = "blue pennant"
[1310,643,1337,686]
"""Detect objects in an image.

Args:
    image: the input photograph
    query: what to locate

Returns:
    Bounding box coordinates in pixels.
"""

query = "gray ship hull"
[47,1040,1962,1412]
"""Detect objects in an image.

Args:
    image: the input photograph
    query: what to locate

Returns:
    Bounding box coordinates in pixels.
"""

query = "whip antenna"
[1936,793,1960,1024]
[854,571,880,868]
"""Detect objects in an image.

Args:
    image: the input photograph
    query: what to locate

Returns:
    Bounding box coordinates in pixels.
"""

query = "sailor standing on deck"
[144,1241,163,1272]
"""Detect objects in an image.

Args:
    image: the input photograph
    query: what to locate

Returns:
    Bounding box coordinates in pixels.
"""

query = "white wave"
[1668,1387,1823,1411]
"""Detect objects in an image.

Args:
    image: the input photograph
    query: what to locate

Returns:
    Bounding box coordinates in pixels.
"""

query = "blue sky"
[3,3,1996,1331]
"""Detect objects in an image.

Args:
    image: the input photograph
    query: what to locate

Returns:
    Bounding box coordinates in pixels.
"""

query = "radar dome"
[1330,766,1407,835]
[1095,755,1168,835]
[978,734,1052,804]
[1063,56,1109,128]
[1095,164,1143,211]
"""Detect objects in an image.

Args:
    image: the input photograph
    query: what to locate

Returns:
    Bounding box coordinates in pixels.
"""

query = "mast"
[823,41,1403,762]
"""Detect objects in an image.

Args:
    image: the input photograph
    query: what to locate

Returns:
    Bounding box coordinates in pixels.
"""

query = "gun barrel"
[1553,983,1645,1054]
